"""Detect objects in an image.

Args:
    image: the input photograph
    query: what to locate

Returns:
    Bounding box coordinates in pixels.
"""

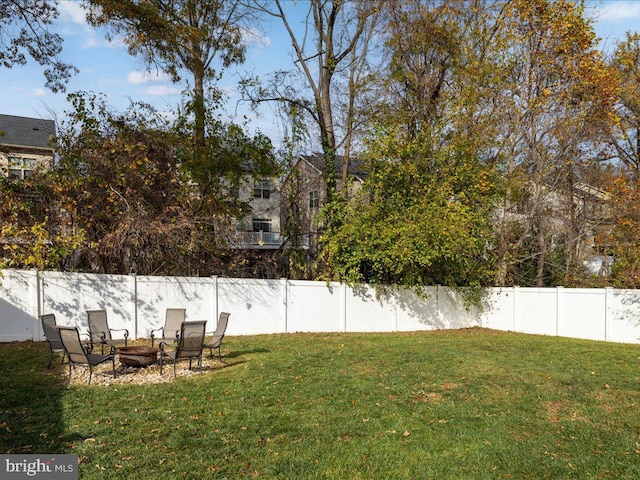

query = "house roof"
[299,153,368,182]
[0,114,56,150]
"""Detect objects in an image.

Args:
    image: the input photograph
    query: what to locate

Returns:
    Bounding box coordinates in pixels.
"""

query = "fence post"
[436,285,441,325]
[212,275,218,327]
[556,286,564,337]
[605,287,612,342]
[513,286,519,332]
[129,273,137,340]
[342,283,347,332]
[282,278,289,334]
[393,288,398,332]
[32,269,41,341]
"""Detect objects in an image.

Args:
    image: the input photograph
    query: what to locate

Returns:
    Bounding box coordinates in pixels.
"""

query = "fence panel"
[5,268,640,344]
[136,275,215,339]
[395,286,440,331]
[287,281,344,332]
[345,284,395,332]
[0,270,37,341]
[217,278,284,335]
[606,289,640,344]
[481,288,515,331]
[42,271,133,340]
[437,287,480,329]
[559,289,606,341]
[516,288,558,336]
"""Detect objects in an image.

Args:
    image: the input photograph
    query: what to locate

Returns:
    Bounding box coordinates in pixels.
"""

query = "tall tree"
[85,0,251,150]
[54,93,196,274]
[0,0,76,91]
[0,171,83,271]
[610,32,640,178]
[606,33,640,286]
[493,0,617,286]
[53,92,276,276]
[248,0,381,203]
[319,0,505,292]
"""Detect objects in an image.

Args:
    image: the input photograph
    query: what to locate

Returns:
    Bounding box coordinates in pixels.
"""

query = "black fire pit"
[118,346,158,367]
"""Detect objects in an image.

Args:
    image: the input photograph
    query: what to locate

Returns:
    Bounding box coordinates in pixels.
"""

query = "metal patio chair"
[159,320,207,379]
[40,313,65,369]
[204,312,230,360]
[57,326,116,384]
[150,308,186,347]
[87,309,129,354]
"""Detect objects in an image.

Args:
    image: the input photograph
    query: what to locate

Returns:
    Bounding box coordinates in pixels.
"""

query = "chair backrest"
[57,326,89,364]
[41,313,63,349]
[87,309,111,342]
[212,312,231,347]
[213,312,230,337]
[165,308,186,340]
[176,321,207,359]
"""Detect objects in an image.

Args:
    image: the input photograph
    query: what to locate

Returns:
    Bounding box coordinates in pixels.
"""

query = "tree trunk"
[193,63,206,151]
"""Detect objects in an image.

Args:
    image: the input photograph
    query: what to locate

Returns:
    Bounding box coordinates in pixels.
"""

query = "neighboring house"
[0,114,56,179]
[227,175,283,250]
[501,178,613,277]
[572,182,614,276]
[284,153,368,252]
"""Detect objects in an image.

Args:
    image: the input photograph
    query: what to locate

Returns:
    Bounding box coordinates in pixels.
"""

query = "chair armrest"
[110,328,129,338]
[80,332,93,353]
[93,330,107,342]
[150,327,164,339]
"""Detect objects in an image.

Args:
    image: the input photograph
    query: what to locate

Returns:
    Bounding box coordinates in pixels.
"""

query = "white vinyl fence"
[2,269,640,344]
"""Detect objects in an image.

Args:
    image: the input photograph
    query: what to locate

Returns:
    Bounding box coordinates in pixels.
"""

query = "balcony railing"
[227,231,311,250]
[229,231,284,249]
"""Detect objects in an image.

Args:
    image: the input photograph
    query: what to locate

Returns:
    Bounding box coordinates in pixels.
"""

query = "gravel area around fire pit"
[58,342,225,385]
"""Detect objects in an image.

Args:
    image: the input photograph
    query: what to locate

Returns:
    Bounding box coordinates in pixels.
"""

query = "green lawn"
[2,328,640,479]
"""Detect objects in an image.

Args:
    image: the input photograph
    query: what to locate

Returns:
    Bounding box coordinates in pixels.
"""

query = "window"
[309,190,320,209]
[253,218,272,233]
[8,157,37,180]
[254,179,271,199]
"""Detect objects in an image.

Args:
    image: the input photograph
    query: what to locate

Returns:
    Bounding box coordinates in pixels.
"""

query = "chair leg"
[88,365,93,385]
[67,363,72,385]
[173,361,177,379]
[47,350,53,369]
[112,357,116,379]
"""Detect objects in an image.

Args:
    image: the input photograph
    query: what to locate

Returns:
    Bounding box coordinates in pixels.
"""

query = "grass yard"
[2,328,640,479]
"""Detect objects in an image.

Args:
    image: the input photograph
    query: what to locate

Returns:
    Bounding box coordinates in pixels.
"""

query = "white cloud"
[82,32,124,49]
[595,2,640,21]
[57,1,88,25]
[128,71,173,85]
[56,1,125,49]
[30,88,48,98]
[243,28,272,48]
[143,85,182,96]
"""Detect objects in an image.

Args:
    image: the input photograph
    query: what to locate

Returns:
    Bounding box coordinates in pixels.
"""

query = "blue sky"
[2,0,640,146]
